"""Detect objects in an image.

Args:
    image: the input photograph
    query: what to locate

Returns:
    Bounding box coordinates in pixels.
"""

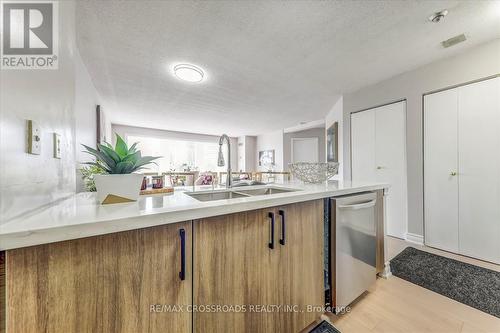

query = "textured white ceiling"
[76,0,500,136]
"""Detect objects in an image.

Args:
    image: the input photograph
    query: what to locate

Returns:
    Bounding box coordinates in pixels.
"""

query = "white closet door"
[424,89,459,253]
[351,102,407,239]
[351,110,376,183]
[458,77,500,263]
[375,102,407,238]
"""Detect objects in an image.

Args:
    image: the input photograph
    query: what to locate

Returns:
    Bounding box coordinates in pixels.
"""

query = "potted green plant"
[82,134,159,204]
[80,163,106,192]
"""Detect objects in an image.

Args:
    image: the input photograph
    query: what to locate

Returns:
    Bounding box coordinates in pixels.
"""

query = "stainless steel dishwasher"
[331,192,377,313]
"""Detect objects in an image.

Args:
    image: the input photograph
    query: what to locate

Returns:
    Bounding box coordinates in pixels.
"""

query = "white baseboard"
[405,232,424,246]
[380,261,392,279]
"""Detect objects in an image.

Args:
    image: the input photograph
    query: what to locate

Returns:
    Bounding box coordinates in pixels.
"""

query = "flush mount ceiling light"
[173,64,205,83]
[428,9,448,23]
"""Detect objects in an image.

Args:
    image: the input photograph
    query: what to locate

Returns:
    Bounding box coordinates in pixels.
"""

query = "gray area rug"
[308,320,341,333]
[391,247,500,318]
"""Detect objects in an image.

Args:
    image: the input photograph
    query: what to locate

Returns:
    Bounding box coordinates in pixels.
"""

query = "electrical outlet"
[27,120,41,155]
[53,133,61,158]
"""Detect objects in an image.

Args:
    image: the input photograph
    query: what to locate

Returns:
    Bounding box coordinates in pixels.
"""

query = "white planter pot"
[94,174,144,204]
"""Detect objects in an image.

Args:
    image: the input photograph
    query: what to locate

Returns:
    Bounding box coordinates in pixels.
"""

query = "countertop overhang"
[0,180,388,250]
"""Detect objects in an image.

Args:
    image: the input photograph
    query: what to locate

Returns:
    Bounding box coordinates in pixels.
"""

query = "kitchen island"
[0,180,389,333]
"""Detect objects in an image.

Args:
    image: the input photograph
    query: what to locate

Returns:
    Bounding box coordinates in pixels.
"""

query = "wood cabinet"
[6,222,192,333]
[276,200,324,332]
[194,200,324,333]
[4,199,325,333]
[193,208,280,332]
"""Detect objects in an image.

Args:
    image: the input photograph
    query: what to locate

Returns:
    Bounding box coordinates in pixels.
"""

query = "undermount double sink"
[186,186,299,202]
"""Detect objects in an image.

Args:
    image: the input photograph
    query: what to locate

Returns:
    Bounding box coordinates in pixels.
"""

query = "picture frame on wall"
[96,105,106,145]
[259,149,275,167]
[327,122,338,162]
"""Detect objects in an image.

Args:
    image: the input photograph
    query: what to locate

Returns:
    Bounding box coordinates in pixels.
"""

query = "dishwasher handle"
[337,199,376,210]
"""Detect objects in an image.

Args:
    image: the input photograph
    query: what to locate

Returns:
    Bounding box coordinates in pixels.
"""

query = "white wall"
[75,51,101,163]
[237,135,257,172]
[237,136,245,171]
[255,130,284,171]
[0,0,102,221]
[283,127,325,169]
[74,50,102,191]
[325,96,343,180]
[112,124,238,169]
[244,136,256,172]
[343,39,500,237]
[0,1,95,221]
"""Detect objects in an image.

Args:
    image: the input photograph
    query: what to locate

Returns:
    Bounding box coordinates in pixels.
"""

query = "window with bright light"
[126,135,226,173]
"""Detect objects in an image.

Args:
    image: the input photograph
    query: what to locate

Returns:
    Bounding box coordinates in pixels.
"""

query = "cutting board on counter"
[140,187,174,195]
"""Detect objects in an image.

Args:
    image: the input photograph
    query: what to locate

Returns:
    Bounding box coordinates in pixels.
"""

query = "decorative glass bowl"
[289,162,339,183]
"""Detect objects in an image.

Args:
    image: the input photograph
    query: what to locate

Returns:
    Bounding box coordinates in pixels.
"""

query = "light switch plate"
[27,120,41,155]
[53,133,61,158]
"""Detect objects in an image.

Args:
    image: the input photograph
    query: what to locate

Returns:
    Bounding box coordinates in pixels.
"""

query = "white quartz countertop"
[0,180,388,250]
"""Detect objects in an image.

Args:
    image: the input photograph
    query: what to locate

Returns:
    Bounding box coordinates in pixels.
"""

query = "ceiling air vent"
[441,34,467,48]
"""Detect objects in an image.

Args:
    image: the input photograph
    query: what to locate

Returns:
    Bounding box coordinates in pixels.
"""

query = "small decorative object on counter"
[289,162,339,183]
[140,186,174,195]
[141,176,148,190]
[81,133,160,204]
[152,175,163,189]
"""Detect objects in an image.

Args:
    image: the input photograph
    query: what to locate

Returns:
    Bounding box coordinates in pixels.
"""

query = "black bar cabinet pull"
[179,228,186,281]
[278,209,286,245]
[268,212,275,249]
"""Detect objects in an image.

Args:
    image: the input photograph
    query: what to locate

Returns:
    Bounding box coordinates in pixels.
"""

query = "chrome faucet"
[217,134,232,188]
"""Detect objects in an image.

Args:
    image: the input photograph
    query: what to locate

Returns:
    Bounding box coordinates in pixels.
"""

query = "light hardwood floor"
[326,237,500,333]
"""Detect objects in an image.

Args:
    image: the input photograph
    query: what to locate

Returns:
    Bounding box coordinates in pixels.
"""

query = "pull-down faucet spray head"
[217,134,232,188]
[217,145,225,167]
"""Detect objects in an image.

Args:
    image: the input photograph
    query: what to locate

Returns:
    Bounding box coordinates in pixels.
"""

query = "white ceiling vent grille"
[441,34,467,48]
